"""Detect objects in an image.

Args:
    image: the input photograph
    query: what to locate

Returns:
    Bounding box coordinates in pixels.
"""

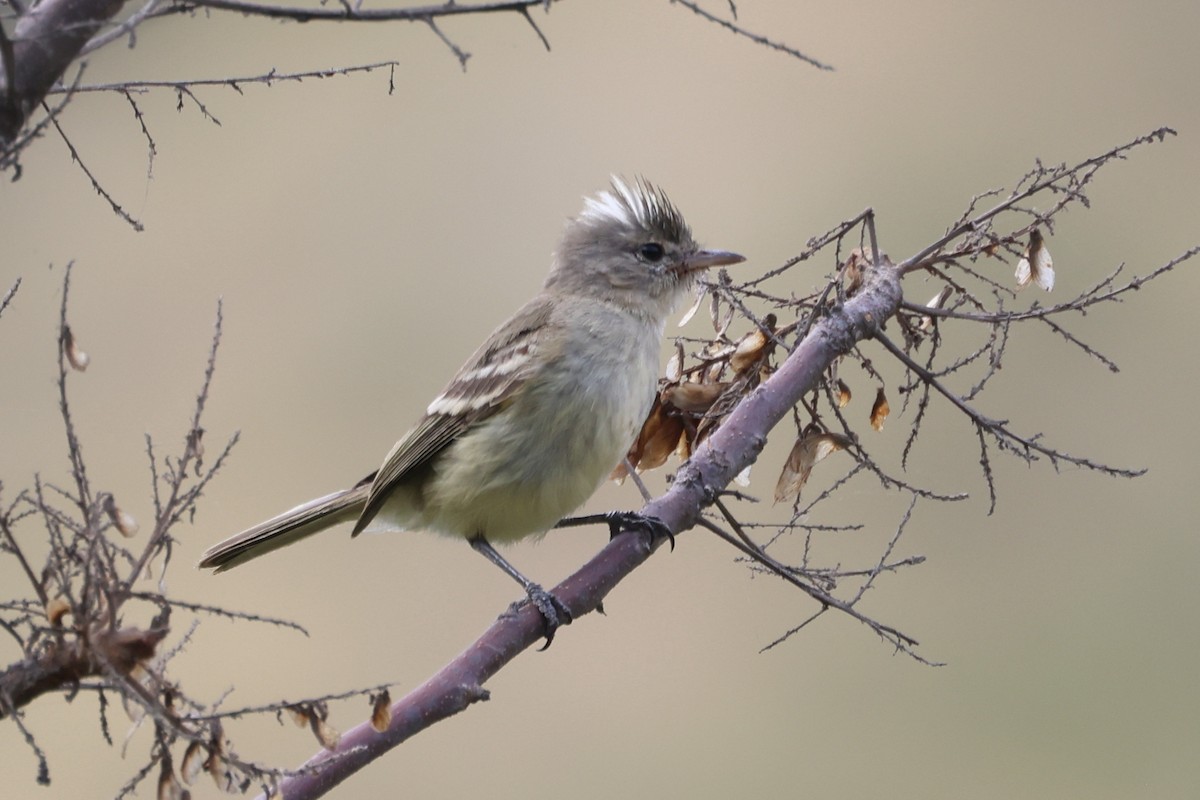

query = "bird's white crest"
[579,176,687,242]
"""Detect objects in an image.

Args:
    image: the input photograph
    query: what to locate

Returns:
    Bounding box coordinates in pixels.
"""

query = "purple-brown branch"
[0,0,128,142]
[272,259,904,799]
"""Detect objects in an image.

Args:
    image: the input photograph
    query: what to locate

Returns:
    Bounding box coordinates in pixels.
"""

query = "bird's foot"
[603,511,675,551]
[508,583,573,650]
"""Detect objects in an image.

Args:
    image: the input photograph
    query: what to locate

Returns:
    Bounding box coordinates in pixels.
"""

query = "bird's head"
[548,177,744,319]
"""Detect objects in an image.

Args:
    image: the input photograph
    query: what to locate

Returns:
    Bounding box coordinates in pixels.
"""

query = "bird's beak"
[684,249,745,272]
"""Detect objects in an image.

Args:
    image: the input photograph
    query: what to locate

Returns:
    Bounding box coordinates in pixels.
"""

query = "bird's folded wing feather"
[351,295,555,533]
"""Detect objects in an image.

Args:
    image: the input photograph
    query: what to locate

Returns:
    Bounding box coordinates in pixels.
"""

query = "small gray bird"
[199,178,743,639]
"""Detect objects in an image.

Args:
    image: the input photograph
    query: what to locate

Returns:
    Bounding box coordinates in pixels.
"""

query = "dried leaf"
[46,596,71,627]
[870,388,890,431]
[733,464,752,487]
[207,754,237,794]
[158,761,184,800]
[730,329,768,373]
[664,342,684,382]
[63,324,90,371]
[96,626,168,674]
[836,379,852,408]
[371,690,392,733]
[663,381,729,414]
[1015,228,1055,292]
[843,248,872,296]
[285,705,309,728]
[185,427,205,462]
[181,742,205,785]
[313,716,341,751]
[919,286,953,333]
[636,408,684,473]
[708,290,735,336]
[677,286,705,327]
[774,431,853,503]
[103,494,139,537]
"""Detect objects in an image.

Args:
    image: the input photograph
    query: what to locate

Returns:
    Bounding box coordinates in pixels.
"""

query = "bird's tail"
[199,483,370,573]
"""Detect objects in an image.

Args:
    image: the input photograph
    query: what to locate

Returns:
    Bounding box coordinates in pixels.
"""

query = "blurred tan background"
[2,1,1198,797]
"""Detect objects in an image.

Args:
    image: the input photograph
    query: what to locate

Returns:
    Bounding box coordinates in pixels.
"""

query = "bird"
[199,177,744,641]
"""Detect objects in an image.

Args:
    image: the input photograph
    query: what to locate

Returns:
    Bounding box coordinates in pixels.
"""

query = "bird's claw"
[603,511,675,551]
[514,583,573,650]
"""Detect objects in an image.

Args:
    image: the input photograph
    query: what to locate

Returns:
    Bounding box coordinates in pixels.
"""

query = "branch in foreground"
[0,0,126,142]
[271,247,904,800]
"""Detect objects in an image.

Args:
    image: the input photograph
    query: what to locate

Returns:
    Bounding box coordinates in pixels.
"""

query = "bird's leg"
[469,535,572,649]
[555,511,675,551]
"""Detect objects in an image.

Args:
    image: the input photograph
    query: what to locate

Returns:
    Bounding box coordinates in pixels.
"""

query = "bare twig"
[669,0,833,70]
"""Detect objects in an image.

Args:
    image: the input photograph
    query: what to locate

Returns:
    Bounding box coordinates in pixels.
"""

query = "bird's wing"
[351,294,556,534]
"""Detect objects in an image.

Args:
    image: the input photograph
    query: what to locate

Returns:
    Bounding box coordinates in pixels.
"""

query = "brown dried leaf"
[664,342,684,382]
[158,762,184,800]
[836,379,852,408]
[103,494,139,537]
[96,626,168,674]
[843,248,872,296]
[636,408,684,473]
[62,324,90,371]
[613,398,660,480]
[313,716,341,751]
[46,596,71,627]
[870,388,890,431]
[207,754,237,794]
[663,382,729,414]
[181,741,206,785]
[285,705,309,728]
[371,690,392,733]
[774,431,853,503]
[730,329,768,374]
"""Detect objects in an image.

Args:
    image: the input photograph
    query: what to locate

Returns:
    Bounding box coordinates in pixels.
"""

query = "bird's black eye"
[638,243,665,262]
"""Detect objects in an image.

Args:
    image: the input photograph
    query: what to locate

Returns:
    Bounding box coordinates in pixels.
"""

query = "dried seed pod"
[774,431,853,503]
[182,741,206,785]
[634,405,685,474]
[677,286,706,327]
[919,286,953,333]
[708,290,735,336]
[63,325,90,371]
[185,427,205,462]
[103,494,139,537]
[285,705,309,728]
[207,753,237,794]
[46,596,71,627]
[158,761,184,800]
[664,342,685,382]
[1015,228,1055,292]
[733,464,752,487]
[836,379,852,408]
[842,248,872,296]
[313,716,341,751]
[870,388,890,431]
[371,690,392,733]
[730,329,768,374]
[663,381,729,414]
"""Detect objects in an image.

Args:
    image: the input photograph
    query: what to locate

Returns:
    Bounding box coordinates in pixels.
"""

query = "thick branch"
[0,0,128,142]
[272,262,904,800]
[185,0,546,24]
